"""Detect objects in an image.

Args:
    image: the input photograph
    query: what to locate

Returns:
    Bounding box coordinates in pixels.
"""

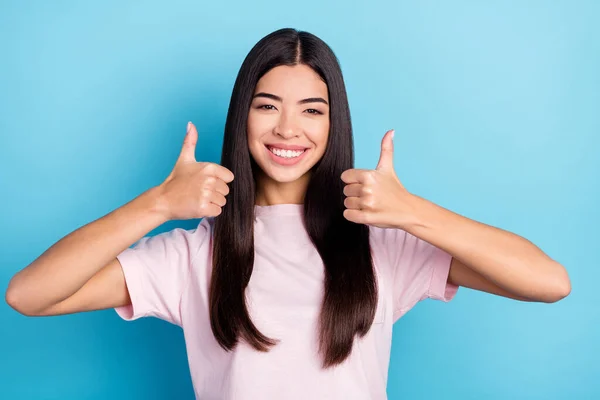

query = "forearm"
[400,193,571,300]
[6,185,169,313]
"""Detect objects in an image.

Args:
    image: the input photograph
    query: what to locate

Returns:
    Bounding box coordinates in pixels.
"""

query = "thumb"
[177,121,198,164]
[375,129,395,172]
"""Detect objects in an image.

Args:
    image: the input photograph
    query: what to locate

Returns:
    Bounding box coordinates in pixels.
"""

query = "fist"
[157,121,234,220]
[340,129,414,229]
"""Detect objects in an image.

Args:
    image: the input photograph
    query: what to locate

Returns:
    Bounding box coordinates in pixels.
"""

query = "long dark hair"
[210,28,378,368]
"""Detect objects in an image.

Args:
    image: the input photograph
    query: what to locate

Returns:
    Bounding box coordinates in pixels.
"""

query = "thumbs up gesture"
[156,121,235,221]
[340,129,413,229]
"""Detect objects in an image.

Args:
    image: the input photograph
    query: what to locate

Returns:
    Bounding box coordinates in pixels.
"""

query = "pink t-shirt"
[115,203,458,399]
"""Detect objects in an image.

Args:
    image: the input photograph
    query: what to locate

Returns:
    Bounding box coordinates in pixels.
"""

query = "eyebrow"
[253,92,329,106]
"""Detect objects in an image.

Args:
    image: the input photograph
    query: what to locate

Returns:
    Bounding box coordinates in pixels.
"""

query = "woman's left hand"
[340,129,418,229]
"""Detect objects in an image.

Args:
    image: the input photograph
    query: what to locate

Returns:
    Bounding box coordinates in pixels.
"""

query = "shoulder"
[198,216,214,234]
[367,225,407,279]
[368,224,433,277]
[125,218,213,266]
[188,217,214,257]
[368,224,409,250]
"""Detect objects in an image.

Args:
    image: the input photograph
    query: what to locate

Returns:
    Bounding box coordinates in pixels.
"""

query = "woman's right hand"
[156,121,235,221]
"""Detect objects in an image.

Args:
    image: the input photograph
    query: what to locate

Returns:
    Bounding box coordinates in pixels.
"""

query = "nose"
[274,111,299,138]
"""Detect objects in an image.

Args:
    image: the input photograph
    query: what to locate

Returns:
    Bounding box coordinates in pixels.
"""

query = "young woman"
[6,28,571,399]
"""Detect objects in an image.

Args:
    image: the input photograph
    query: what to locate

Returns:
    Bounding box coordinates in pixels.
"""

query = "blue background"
[1,1,598,399]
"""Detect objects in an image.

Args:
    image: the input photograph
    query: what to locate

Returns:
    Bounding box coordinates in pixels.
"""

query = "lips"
[265,143,309,151]
[265,144,309,166]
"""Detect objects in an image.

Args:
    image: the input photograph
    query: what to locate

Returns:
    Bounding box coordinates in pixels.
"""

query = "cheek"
[247,110,274,134]
[247,112,259,140]
[314,123,330,149]
[303,115,329,137]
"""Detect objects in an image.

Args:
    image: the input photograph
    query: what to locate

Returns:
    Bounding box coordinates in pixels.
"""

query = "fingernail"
[391,129,395,140]
[187,121,192,133]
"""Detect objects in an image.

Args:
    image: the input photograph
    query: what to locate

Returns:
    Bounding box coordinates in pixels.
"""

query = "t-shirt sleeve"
[114,218,211,327]
[370,226,459,322]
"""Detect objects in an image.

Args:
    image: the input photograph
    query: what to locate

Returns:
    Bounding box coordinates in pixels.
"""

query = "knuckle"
[203,176,216,187]
[364,196,376,209]
[200,188,211,199]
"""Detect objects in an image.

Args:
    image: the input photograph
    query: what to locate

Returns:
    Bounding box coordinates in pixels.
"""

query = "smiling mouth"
[266,145,308,159]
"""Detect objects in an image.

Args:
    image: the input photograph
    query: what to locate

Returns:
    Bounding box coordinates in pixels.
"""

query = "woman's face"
[247,64,330,185]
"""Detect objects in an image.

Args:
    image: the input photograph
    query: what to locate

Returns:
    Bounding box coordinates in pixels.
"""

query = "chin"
[263,167,310,184]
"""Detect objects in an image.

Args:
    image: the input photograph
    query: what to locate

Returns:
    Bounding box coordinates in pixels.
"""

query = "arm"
[404,193,571,303]
[448,257,532,301]
[5,186,169,316]
[342,129,570,304]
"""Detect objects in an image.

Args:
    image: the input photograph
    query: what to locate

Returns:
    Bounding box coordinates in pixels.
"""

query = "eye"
[258,104,277,110]
[305,109,323,115]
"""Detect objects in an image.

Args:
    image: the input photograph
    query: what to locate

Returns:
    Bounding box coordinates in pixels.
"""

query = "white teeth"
[268,146,305,158]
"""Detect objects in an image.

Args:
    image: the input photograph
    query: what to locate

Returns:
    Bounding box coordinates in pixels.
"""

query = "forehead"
[254,64,328,99]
